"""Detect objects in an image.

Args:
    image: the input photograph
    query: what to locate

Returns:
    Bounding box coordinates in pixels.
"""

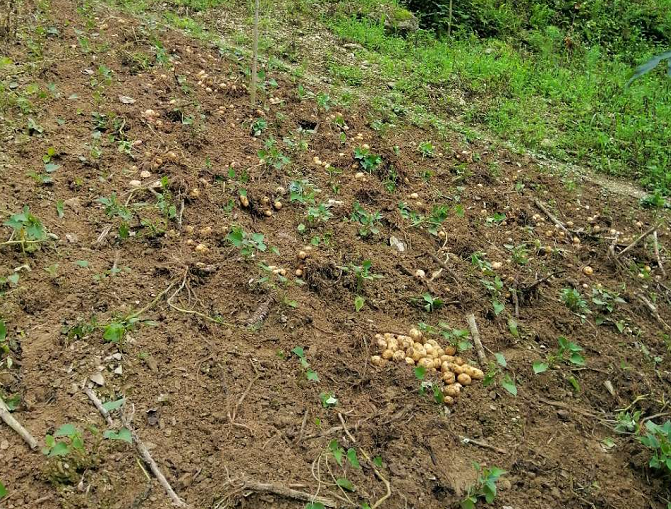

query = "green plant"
[628,51,671,86]
[103,316,156,346]
[483,353,517,396]
[614,410,642,434]
[0,480,6,498]
[427,205,449,235]
[419,292,444,313]
[306,203,333,224]
[461,463,507,509]
[3,206,48,252]
[291,346,319,381]
[319,392,338,408]
[98,193,132,239]
[354,146,382,173]
[414,365,445,404]
[639,420,671,474]
[504,243,529,265]
[0,319,12,368]
[42,424,85,457]
[350,202,382,237]
[227,226,267,258]
[289,179,316,205]
[560,288,590,316]
[341,260,383,293]
[532,336,585,374]
[418,140,435,158]
[258,137,290,170]
[251,117,267,136]
[592,286,626,326]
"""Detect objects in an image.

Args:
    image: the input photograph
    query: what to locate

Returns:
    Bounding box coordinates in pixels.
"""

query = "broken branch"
[466,313,487,368]
[618,223,662,258]
[0,397,38,450]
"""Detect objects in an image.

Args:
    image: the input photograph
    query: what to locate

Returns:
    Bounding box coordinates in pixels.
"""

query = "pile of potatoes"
[370,328,484,405]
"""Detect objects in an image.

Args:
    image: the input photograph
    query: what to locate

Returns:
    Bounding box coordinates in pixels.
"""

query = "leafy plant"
[3,206,48,251]
[350,202,382,237]
[627,51,671,86]
[98,193,132,239]
[532,336,585,374]
[427,205,449,235]
[483,353,517,396]
[291,346,319,382]
[227,226,267,258]
[42,424,85,457]
[414,365,445,403]
[592,286,626,325]
[306,203,333,224]
[289,179,316,205]
[419,293,444,313]
[639,420,671,474]
[102,316,155,347]
[341,260,383,293]
[251,117,267,136]
[560,288,590,316]
[319,392,338,408]
[614,410,642,434]
[418,140,435,158]
[461,463,507,509]
[354,146,382,173]
[258,137,290,170]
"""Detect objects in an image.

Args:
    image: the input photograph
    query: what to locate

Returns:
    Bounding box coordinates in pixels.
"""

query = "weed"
[417,293,443,313]
[354,146,382,173]
[461,463,507,509]
[98,193,132,239]
[43,424,85,457]
[418,140,435,158]
[319,392,338,408]
[227,226,267,258]
[258,137,290,170]
[614,410,642,434]
[3,206,48,252]
[592,286,626,326]
[291,346,319,381]
[103,316,156,347]
[0,319,13,368]
[414,365,445,404]
[306,203,333,224]
[251,117,267,136]
[350,202,382,237]
[483,353,517,396]
[504,243,529,265]
[639,420,671,474]
[560,288,590,317]
[427,205,449,235]
[341,260,383,293]
[532,336,585,374]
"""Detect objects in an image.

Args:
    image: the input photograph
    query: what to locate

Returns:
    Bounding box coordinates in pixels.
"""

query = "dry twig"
[653,230,666,277]
[0,397,38,450]
[466,314,487,368]
[534,199,570,240]
[618,223,662,258]
[459,436,508,455]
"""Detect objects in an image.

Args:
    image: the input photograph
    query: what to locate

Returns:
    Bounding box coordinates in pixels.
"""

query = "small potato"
[295,268,304,277]
[444,345,457,356]
[457,373,472,386]
[418,357,433,368]
[240,195,249,207]
[451,364,465,375]
[469,368,484,380]
[411,350,423,362]
[433,358,442,369]
[274,201,283,210]
[393,351,405,361]
[371,355,382,366]
[444,384,461,397]
[454,357,465,366]
[382,349,394,360]
[443,395,456,406]
[424,343,434,355]
[188,188,201,199]
[441,361,451,373]
[383,333,394,341]
[405,357,415,366]
[442,371,456,384]
[440,355,455,363]
[263,209,273,217]
[376,337,387,349]
[413,342,423,351]
[409,328,423,341]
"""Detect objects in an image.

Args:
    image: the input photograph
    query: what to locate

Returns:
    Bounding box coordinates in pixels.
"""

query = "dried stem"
[0,397,38,450]
[618,223,662,258]
[466,314,487,368]
[653,230,666,277]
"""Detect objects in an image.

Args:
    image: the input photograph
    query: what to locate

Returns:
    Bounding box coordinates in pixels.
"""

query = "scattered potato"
[583,266,594,276]
[371,355,382,366]
[457,373,472,386]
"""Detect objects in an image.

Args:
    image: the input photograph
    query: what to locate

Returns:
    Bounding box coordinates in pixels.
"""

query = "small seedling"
[258,137,290,170]
[639,420,671,474]
[354,146,382,173]
[561,288,590,317]
[350,202,382,237]
[417,293,443,313]
[289,179,316,205]
[418,141,435,158]
[3,206,48,252]
[532,336,585,374]
[614,410,642,434]
[227,226,267,258]
[42,424,84,457]
[319,392,338,408]
[592,287,626,325]
[461,463,507,509]
[483,353,517,396]
[291,346,319,381]
[251,118,267,136]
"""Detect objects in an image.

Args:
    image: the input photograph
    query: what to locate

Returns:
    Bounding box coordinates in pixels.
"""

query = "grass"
[327,13,671,193]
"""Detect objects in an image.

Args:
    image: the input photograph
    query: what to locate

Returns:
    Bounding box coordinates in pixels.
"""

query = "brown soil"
[1,2,670,509]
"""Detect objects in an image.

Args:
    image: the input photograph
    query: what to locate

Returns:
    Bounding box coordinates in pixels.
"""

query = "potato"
[405,357,415,366]
[443,395,455,406]
[454,356,465,366]
[442,371,456,384]
[469,368,484,380]
[433,358,442,369]
[444,384,460,397]
[383,333,394,341]
[295,268,304,277]
[418,357,433,368]
[382,349,393,360]
[445,345,457,356]
[371,355,382,366]
[427,339,438,347]
[393,351,405,362]
[409,328,423,341]
[452,365,465,375]
[411,350,423,362]
[376,337,387,349]
[424,343,434,355]
[457,373,472,386]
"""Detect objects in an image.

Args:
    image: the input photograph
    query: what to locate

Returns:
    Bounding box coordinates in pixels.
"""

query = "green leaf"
[492,300,504,316]
[305,503,325,509]
[44,163,60,173]
[56,200,65,218]
[306,369,319,382]
[347,448,361,469]
[102,398,125,412]
[460,496,476,509]
[76,260,90,268]
[494,353,507,367]
[354,296,365,312]
[54,423,77,437]
[103,322,125,343]
[291,346,305,358]
[336,478,355,492]
[373,456,383,468]
[49,442,70,457]
[570,353,585,366]
[414,366,426,380]
[103,427,132,443]
[533,361,548,374]
[0,320,5,341]
[329,440,343,465]
[0,480,6,498]
[501,375,517,396]
[507,318,519,337]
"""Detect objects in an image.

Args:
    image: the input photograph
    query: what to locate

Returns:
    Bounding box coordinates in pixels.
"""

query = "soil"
[1,1,671,509]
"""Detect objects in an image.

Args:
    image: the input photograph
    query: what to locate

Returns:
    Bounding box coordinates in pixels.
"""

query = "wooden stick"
[618,223,661,258]
[240,480,338,507]
[427,252,463,290]
[653,230,666,277]
[534,199,570,239]
[459,436,508,455]
[466,314,487,368]
[0,397,38,450]
[337,413,357,444]
[637,293,671,331]
[250,0,260,106]
[84,388,190,508]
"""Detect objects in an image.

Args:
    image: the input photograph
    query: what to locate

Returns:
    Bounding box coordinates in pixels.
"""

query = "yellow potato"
[457,373,472,386]
[443,395,455,406]
[442,371,456,384]
[445,345,457,356]
[371,355,382,366]
[454,356,465,366]
[382,349,393,360]
[405,357,415,366]
[444,384,461,397]
[393,351,405,361]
